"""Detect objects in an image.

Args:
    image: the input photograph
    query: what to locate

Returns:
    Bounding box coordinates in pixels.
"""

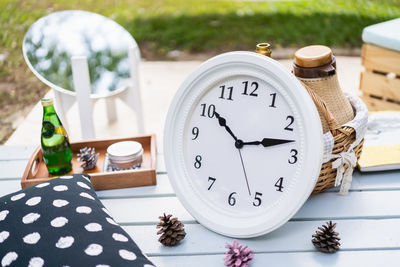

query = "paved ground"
[6,57,362,146]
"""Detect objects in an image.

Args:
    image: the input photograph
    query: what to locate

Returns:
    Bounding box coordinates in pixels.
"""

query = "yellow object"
[358,111,400,172]
[54,126,66,136]
[358,145,400,171]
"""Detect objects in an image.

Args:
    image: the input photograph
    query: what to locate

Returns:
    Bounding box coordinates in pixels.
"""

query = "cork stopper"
[293,45,354,133]
[294,45,332,68]
[255,43,272,57]
[41,98,54,106]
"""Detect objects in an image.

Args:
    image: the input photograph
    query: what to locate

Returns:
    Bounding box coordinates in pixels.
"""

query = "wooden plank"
[351,170,400,190]
[156,154,166,173]
[124,218,400,256]
[102,190,400,224]
[0,146,36,160]
[156,137,163,154]
[98,170,400,199]
[297,190,400,220]
[1,156,399,197]
[362,44,400,74]
[12,164,392,198]
[1,168,398,200]
[360,70,400,101]
[96,174,174,199]
[0,157,399,196]
[360,94,400,111]
[150,250,400,267]
[327,170,400,192]
[0,168,393,200]
[0,180,21,197]
[103,197,192,224]
[98,170,400,200]
[0,160,28,180]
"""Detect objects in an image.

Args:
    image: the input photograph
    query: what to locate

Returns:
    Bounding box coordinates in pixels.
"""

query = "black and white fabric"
[0,174,155,267]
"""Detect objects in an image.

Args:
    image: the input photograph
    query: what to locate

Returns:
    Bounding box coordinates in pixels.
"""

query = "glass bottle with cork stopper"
[41,98,72,175]
[292,45,354,133]
[255,43,272,57]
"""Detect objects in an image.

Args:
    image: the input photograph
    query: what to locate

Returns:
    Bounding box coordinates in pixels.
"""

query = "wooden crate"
[21,135,157,190]
[360,44,400,111]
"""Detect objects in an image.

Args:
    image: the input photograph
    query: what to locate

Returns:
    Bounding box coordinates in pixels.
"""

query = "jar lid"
[107,141,143,158]
[294,45,332,68]
[41,98,54,106]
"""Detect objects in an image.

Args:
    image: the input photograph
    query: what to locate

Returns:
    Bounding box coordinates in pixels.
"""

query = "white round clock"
[164,51,323,238]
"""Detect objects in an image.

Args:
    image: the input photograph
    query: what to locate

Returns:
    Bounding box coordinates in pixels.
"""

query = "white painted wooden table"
[1,145,400,266]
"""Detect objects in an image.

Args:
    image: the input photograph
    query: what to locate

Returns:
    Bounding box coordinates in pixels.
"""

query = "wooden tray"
[21,135,157,190]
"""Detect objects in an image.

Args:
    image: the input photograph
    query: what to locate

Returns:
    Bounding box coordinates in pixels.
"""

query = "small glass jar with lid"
[107,141,143,170]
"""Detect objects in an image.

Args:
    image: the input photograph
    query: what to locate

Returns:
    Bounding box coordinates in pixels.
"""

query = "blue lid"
[362,18,400,52]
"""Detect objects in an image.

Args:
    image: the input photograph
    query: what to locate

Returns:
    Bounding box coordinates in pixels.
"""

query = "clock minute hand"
[242,138,294,147]
[214,111,237,141]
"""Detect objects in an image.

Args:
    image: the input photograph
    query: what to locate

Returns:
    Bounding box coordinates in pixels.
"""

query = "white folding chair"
[54,45,144,140]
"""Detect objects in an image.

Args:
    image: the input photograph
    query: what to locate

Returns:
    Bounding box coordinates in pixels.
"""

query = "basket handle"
[300,81,349,135]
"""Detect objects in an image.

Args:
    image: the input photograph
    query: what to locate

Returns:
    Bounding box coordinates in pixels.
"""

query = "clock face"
[164,52,323,237]
[185,75,301,216]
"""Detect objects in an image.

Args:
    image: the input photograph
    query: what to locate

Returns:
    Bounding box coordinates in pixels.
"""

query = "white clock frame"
[164,51,323,238]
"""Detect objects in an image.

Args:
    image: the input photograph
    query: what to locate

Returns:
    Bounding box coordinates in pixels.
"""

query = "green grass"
[1,0,400,64]
[0,0,399,143]
[121,0,400,54]
[0,0,399,87]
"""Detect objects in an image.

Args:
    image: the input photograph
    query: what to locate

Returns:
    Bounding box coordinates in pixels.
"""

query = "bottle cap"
[294,45,332,68]
[255,43,272,57]
[41,98,54,106]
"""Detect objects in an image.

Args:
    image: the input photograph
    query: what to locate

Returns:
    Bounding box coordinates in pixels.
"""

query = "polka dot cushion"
[0,174,155,267]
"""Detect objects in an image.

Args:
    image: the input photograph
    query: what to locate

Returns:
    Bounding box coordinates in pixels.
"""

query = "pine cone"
[224,240,254,267]
[77,147,99,170]
[156,213,186,246]
[312,221,341,253]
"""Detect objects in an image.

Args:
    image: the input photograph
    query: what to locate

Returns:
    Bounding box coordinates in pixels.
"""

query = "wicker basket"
[300,81,365,194]
[313,127,364,194]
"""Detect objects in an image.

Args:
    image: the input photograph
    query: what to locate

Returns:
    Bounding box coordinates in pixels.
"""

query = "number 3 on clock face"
[164,52,323,238]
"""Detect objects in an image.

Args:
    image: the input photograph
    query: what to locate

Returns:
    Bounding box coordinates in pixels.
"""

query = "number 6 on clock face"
[164,52,323,238]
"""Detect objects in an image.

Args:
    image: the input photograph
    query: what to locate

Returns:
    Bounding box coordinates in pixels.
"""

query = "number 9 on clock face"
[164,52,323,238]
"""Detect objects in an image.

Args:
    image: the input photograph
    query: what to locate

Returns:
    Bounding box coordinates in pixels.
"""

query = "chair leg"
[71,56,95,140]
[127,45,145,133]
[105,97,117,124]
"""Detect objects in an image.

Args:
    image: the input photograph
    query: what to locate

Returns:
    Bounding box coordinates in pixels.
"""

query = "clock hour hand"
[242,138,294,147]
[214,111,237,141]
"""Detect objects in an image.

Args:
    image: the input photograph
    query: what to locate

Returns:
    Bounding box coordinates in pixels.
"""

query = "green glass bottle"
[41,98,72,175]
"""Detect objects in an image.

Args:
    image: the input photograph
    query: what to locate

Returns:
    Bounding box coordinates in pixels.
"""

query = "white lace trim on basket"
[322,94,368,195]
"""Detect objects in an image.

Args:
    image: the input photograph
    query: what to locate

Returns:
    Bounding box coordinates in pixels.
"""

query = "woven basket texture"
[299,75,364,194]
[300,75,354,133]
